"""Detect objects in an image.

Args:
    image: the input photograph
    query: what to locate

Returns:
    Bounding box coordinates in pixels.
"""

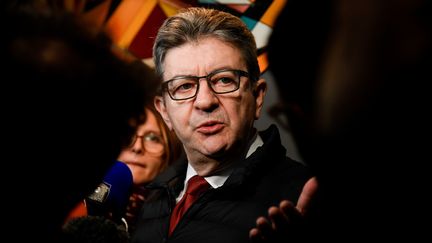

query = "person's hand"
[249,177,318,242]
[296,176,318,215]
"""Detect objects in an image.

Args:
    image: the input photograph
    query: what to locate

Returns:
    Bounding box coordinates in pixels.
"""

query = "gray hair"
[153,7,259,83]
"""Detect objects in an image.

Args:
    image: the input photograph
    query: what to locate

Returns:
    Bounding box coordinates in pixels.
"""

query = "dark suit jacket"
[132,125,312,243]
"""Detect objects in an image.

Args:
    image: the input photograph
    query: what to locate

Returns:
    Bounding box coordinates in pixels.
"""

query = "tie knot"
[186,175,210,196]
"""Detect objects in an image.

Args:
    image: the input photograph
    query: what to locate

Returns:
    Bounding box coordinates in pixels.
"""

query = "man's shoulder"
[269,154,311,176]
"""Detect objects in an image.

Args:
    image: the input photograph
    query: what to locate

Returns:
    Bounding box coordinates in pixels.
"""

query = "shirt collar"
[184,131,263,189]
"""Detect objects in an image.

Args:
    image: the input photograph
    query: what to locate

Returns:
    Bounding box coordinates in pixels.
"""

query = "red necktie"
[169,175,210,235]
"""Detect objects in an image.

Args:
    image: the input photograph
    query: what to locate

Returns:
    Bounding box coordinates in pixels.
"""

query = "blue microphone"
[86,161,133,222]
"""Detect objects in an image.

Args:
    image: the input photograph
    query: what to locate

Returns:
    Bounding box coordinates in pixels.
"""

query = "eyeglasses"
[126,132,164,155]
[161,69,250,100]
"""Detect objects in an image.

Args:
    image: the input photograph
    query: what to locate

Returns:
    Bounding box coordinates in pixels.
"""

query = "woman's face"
[117,108,165,185]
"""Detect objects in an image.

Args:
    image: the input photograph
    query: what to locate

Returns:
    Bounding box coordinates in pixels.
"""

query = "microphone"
[86,161,133,223]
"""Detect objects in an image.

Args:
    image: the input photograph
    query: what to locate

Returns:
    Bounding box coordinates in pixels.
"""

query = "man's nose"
[194,79,219,110]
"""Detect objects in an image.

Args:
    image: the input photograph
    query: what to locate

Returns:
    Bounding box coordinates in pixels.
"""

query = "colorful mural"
[67,0,286,73]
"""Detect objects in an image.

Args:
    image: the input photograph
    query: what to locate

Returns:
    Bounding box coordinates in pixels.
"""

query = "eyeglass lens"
[165,69,243,100]
[129,132,164,154]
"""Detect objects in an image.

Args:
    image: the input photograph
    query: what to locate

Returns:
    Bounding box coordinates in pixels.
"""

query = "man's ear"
[154,96,172,130]
[253,78,267,120]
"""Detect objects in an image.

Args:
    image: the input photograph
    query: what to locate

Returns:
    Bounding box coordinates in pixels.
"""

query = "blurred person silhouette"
[0,6,157,242]
[253,0,431,241]
[64,105,182,241]
[119,105,182,232]
[73,105,183,231]
[62,216,130,243]
[131,7,313,243]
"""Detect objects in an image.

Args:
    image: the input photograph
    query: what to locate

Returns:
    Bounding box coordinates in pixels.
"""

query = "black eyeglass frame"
[126,132,164,155]
[161,69,251,101]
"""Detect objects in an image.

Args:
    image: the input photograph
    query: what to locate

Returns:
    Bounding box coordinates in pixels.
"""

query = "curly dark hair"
[62,216,129,243]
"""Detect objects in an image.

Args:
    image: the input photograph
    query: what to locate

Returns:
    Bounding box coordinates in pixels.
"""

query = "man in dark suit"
[131,7,313,243]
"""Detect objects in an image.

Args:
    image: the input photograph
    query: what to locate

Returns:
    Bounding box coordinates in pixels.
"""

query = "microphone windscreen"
[86,161,133,221]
